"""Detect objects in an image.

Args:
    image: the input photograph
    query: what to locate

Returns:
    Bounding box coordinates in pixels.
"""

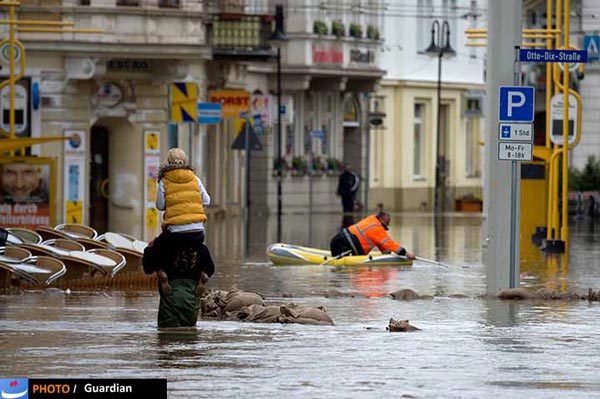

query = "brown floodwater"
[1,213,600,398]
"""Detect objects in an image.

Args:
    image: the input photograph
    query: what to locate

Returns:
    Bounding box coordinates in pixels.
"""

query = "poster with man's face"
[0,157,55,229]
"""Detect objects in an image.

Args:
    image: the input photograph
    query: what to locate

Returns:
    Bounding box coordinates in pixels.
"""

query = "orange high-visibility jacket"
[347,214,402,254]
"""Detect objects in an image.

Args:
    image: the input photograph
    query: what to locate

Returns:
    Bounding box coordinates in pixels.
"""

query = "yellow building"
[370,81,484,211]
[369,0,485,212]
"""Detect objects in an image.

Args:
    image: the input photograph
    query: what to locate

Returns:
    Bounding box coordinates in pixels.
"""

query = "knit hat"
[167,148,187,165]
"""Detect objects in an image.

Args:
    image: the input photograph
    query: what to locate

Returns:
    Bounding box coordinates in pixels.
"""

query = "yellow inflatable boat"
[267,243,413,267]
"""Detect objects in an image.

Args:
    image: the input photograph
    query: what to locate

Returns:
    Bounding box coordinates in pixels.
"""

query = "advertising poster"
[63,157,85,224]
[0,157,55,229]
[63,130,86,224]
[144,130,161,241]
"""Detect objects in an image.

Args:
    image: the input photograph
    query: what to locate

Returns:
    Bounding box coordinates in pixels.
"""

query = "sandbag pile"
[200,288,334,325]
[389,288,470,300]
[496,287,600,301]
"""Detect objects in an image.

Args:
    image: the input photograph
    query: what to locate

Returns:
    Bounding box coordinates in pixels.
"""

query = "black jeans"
[341,194,355,213]
[330,230,364,256]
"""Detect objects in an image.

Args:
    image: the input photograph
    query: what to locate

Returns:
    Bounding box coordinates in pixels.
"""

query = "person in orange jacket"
[329,211,416,259]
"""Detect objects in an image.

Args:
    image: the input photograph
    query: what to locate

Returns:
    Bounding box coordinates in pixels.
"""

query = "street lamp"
[269,4,287,242]
[424,20,455,214]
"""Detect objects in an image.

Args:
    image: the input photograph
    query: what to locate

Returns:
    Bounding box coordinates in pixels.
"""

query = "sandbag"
[390,288,420,300]
[387,318,421,332]
[223,290,265,312]
[280,304,334,326]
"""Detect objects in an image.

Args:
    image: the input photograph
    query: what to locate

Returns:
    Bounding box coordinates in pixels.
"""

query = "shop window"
[413,103,424,178]
[159,0,180,7]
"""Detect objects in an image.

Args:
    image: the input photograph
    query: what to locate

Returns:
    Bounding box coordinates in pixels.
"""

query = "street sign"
[518,49,588,63]
[252,114,264,134]
[498,122,534,142]
[499,86,535,122]
[231,121,263,151]
[583,35,599,62]
[170,82,198,123]
[498,142,533,161]
[0,40,21,64]
[310,129,325,139]
[549,93,577,145]
[197,102,222,124]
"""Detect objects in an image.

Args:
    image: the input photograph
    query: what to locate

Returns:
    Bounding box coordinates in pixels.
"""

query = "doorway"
[89,118,142,238]
[89,126,109,233]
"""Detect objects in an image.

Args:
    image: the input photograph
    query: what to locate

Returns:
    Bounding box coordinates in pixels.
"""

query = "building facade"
[1,0,210,240]
[250,0,385,214]
[371,0,485,212]
[0,0,387,241]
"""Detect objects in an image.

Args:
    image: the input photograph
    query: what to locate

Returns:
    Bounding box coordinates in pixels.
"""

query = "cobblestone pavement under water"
[1,214,600,398]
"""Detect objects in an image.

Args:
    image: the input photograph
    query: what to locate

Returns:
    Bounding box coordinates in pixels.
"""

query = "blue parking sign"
[499,86,535,122]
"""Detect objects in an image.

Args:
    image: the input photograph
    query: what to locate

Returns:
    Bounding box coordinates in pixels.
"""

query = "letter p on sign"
[499,86,535,122]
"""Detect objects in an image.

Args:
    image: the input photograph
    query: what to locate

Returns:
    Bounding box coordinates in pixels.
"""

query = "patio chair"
[87,248,127,277]
[0,256,66,287]
[74,237,110,251]
[54,224,98,240]
[5,228,43,244]
[35,226,71,241]
[0,247,33,264]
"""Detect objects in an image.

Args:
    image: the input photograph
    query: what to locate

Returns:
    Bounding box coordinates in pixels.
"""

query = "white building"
[575,0,599,170]
[371,0,485,211]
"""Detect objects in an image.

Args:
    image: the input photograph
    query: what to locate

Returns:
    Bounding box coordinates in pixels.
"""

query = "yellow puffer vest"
[161,168,207,229]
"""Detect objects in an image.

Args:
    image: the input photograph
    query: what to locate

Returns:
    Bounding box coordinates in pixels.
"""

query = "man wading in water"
[143,148,215,328]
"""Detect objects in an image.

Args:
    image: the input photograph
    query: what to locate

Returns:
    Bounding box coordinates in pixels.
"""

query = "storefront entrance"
[89,125,109,233]
[89,118,142,237]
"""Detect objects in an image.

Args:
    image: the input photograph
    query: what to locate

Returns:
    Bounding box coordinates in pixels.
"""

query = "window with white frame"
[413,103,425,178]
[465,118,481,177]
[417,0,457,53]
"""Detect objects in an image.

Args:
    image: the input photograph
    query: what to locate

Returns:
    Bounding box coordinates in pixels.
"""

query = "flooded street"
[2,214,600,398]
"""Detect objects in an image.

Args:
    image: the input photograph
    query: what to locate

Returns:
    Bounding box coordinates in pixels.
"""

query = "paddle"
[320,249,352,266]
[415,256,451,268]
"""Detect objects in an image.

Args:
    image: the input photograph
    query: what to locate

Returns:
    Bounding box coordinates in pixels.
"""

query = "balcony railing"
[78,0,181,7]
[205,0,268,15]
[207,13,274,60]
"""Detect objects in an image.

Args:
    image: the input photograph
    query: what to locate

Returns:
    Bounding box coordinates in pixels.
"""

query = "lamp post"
[269,5,287,242]
[424,20,455,214]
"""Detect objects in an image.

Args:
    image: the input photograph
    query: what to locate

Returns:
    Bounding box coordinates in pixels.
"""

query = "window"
[442,0,458,50]
[416,0,434,53]
[159,0,180,7]
[465,118,481,177]
[117,0,140,5]
[413,103,424,177]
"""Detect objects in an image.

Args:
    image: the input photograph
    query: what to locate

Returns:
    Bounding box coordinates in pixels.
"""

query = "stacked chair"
[0,224,151,290]
[0,246,66,288]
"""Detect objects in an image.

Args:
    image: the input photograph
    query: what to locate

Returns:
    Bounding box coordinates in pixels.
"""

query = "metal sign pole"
[509,46,521,288]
